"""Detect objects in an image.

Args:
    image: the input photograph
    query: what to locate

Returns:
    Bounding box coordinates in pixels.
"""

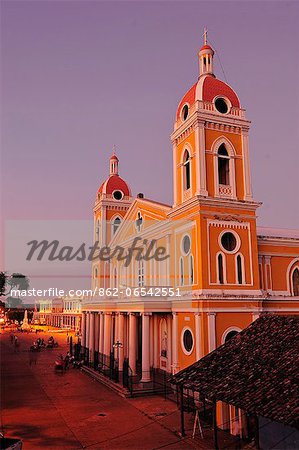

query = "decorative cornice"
[168,194,261,218]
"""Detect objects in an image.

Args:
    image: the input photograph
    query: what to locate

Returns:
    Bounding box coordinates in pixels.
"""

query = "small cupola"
[198,28,215,78]
[110,152,119,175]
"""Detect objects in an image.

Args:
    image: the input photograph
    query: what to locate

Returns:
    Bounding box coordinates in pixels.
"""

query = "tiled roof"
[202,76,240,107]
[176,83,197,120]
[98,175,131,196]
[257,227,299,240]
[176,76,240,120]
[171,315,299,429]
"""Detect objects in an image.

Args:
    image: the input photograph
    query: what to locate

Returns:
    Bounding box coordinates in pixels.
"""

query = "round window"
[225,330,238,342]
[182,329,193,354]
[215,97,229,114]
[113,190,123,200]
[182,235,191,255]
[221,232,237,252]
[182,104,189,121]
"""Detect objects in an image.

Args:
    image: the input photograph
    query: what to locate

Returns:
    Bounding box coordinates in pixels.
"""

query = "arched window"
[95,220,100,242]
[292,268,299,296]
[179,257,184,286]
[138,260,145,287]
[136,211,143,232]
[237,254,243,284]
[218,144,230,186]
[104,262,109,289]
[183,150,191,191]
[218,253,224,284]
[160,318,168,357]
[225,330,238,343]
[113,266,117,288]
[112,216,121,236]
[120,264,126,288]
[189,254,194,285]
[94,267,98,287]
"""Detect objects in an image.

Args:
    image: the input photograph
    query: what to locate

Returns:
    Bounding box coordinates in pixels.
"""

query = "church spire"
[198,28,215,78]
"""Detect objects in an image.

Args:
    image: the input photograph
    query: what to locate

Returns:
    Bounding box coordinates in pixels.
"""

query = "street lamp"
[112,340,123,382]
[113,340,123,363]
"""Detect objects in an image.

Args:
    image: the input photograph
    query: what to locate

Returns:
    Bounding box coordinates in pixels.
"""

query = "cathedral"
[81,33,299,405]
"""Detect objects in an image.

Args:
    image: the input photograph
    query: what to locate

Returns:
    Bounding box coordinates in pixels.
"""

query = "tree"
[0,272,6,296]
[2,273,30,296]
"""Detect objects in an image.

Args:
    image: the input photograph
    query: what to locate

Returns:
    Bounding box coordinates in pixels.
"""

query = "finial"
[203,27,208,45]
[112,144,116,156]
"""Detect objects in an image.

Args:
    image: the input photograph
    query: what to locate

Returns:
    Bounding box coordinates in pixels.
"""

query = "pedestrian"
[29,350,38,366]
[14,337,20,353]
[64,352,70,370]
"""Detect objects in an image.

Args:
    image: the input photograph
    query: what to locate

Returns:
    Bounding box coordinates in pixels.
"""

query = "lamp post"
[113,340,123,382]
[113,340,123,362]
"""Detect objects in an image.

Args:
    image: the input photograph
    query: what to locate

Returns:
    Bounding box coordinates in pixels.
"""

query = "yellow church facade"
[81,35,299,391]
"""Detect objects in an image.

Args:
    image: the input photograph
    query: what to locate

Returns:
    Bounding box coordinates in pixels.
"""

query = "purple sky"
[1,1,299,232]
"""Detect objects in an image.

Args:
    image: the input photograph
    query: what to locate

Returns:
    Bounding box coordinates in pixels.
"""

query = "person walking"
[14,337,20,353]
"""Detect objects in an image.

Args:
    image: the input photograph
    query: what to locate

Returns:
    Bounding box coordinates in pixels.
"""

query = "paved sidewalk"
[1,330,195,450]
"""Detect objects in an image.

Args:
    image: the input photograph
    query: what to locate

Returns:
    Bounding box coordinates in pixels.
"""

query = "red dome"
[202,76,240,107]
[176,83,197,120]
[176,76,240,120]
[199,44,214,52]
[98,175,131,197]
[110,154,119,162]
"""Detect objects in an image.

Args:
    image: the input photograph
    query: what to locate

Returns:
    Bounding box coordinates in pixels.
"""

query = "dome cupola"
[97,151,131,201]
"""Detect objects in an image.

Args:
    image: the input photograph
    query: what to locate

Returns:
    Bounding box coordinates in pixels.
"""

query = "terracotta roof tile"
[171,315,299,429]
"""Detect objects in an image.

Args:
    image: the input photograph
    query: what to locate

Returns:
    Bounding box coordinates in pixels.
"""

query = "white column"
[252,312,260,322]
[241,128,253,200]
[153,314,158,368]
[128,313,137,375]
[149,315,154,367]
[86,313,90,350]
[81,313,86,346]
[265,255,272,292]
[141,313,151,382]
[114,313,119,357]
[171,312,178,374]
[118,313,125,368]
[195,121,208,196]
[166,315,172,372]
[103,312,112,356]
[195,313,202,360]
[89,312,95,362]
[172,140,178,206]
[166,234,170,286]
[99,312,104,354]
[208,312,216,352]
[94,312,99,352]
[102,206,107,245]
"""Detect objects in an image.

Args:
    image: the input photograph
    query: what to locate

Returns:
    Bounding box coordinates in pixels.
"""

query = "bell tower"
[92,151,133,289]
[170,31,261,295]
[171,30,254,207]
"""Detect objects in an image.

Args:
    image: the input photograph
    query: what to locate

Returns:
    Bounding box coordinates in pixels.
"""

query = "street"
[0,329,195,450]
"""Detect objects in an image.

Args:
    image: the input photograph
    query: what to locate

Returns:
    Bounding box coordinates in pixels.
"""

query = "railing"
[95,193,132,204]
[219,184,232,198]
[76,347,181,400]
[175,100,246,129]
[152,368,177,402]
